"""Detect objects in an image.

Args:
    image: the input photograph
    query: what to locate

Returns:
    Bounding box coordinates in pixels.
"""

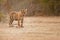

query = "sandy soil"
[0,17,60,40]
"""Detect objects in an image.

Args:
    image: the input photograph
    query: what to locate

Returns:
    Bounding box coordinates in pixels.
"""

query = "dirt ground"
[0,17,60,40]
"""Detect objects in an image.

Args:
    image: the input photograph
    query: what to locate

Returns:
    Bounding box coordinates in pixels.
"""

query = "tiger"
[9,9,27,28]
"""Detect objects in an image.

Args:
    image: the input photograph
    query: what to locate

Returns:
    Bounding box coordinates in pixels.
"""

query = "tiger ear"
[25,9,27,12]
[25,9,27,14]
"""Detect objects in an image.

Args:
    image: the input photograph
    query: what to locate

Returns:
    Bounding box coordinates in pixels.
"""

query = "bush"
[0,12,5,22]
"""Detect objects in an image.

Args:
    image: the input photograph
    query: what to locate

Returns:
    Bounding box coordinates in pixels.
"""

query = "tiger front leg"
[17,20,21,28]
[9,19,13,27]
[21,18,24,28]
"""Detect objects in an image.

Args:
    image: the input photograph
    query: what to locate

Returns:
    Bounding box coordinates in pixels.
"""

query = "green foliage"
[0,0,2,2]
[0,0,3,3]
[0,0,6,4]
[42,0,49,3]
[32,0,49,4]
[32,0,40,4]
[0,12,5,22]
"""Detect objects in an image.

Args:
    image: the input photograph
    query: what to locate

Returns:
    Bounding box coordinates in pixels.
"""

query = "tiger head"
[21,9,27,15]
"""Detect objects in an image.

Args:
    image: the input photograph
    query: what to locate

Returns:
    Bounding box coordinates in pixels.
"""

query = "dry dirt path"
[0,17,60,40]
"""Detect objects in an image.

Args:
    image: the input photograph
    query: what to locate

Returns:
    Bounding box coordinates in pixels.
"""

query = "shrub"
[0,12,5,22]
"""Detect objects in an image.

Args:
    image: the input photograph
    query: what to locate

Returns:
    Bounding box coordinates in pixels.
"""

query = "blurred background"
[0,0,60,22]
